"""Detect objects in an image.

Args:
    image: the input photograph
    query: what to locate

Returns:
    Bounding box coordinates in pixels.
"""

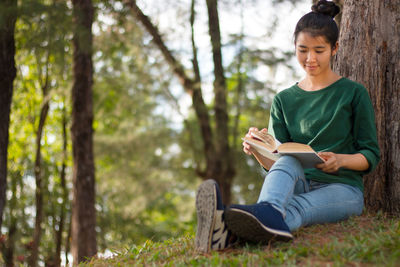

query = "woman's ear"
[332,41,339,56]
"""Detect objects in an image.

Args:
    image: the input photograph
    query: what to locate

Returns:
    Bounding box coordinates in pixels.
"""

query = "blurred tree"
[91,1,195,247]
[1,164,28,266]
[126,0,233,203]
[29,12,53,267]
[334,0,400,214]
[127,0,243,204]
[0,0,17,231]
[127,0,298,204]
[52,98,69,267]
[70,0,97,263]
[7,1,74,265]
[1,49,39,265]
[88,1,301,249]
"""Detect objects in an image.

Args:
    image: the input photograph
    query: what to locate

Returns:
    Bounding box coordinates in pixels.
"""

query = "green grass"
[84,212,400,266]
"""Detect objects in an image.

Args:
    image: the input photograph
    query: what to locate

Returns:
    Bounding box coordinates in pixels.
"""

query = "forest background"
[1,0,308,264]
[0,0,399,266]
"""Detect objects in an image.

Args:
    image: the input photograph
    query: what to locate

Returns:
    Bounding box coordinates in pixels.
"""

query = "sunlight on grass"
[84,213,400,266]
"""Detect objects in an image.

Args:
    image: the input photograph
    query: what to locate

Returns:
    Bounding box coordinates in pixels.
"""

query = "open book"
[243,130,325,169]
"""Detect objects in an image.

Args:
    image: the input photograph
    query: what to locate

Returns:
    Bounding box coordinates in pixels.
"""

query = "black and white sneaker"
[195,179,233,253]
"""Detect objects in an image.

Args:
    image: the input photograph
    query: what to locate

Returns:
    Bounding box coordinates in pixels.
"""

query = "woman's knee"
[269,155,304,180]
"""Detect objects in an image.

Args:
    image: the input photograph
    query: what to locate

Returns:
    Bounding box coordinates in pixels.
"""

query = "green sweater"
[268,77,380,191]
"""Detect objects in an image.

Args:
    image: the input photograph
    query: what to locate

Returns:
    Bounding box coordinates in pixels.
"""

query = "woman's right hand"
[242,127,268,155]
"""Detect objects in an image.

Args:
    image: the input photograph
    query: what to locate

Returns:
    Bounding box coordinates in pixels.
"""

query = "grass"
[84,212,400,266]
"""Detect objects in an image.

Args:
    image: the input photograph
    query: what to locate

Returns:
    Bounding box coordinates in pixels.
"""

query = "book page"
[277,142,315,153]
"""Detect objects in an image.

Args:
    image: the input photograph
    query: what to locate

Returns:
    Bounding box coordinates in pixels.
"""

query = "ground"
[86,212,400,266]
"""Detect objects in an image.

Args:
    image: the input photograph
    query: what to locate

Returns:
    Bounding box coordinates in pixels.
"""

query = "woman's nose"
[306,52,316,62]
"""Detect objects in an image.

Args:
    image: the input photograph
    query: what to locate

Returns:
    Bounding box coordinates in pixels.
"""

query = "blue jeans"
[257,156,364,232]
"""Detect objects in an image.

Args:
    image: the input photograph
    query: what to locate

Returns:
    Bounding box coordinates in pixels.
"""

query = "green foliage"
[92,4,197,250]
[2,0,73,264]
[84,213,400,266]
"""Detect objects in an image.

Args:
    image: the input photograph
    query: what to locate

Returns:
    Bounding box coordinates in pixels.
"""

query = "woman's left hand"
[316,152,342,173]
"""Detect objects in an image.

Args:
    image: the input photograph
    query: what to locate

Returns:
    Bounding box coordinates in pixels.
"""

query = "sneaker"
[195,179,233,253]
[225,202,293,243]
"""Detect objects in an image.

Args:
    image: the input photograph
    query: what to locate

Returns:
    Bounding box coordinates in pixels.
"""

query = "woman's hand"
[316,152,341,173]
[242,127,268,155]
[242,127,275,170]
[316,152,370,173]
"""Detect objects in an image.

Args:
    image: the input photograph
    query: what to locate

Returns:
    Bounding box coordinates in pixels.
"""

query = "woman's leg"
[224,156,306,242]
[257,155,309,217]
[285,183,364,231]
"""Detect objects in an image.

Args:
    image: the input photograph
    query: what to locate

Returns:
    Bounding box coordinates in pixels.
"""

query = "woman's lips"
[306,65,317,70]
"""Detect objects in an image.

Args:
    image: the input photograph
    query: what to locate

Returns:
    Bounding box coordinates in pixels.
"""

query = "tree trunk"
[205,0,235,204]
[29,81,50,267]
[29,102,50,267]
[3,223,16,267]
[64,214,72,267]
[1,175,18,267]
[54,103,68,267]
[71,0,97,264]
[334,0,400,213]
[0,0,17,231]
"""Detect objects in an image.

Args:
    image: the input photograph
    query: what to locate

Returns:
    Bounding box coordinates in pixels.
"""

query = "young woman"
[195,0,380,253]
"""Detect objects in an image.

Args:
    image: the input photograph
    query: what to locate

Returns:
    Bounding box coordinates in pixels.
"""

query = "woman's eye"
[298,50,307,53]
[316,51,324,54]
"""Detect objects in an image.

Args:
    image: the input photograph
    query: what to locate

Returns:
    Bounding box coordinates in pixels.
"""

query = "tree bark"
[0,0,17,231]
[334,0,400,213]
[71,0,97,263]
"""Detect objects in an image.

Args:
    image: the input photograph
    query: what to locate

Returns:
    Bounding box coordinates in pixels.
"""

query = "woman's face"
[295,32,338,77]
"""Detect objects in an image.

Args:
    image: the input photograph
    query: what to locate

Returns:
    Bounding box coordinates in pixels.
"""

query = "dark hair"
[294,0,340,48]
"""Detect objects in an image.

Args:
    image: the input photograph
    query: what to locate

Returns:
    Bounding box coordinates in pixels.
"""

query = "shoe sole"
[195,180,217,253]
[225,208,293,243]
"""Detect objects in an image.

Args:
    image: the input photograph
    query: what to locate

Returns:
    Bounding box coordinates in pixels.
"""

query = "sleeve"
[267,95,292,143]
[352,86,380,173]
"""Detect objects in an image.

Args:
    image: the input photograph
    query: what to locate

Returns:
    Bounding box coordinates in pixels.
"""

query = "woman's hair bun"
[311,0,340,18]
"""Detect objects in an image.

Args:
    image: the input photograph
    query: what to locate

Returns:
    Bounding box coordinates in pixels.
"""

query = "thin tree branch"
[232,0,245,147]
[126,0,195,94]
[127,0,216,176]
[190,0,201,84]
